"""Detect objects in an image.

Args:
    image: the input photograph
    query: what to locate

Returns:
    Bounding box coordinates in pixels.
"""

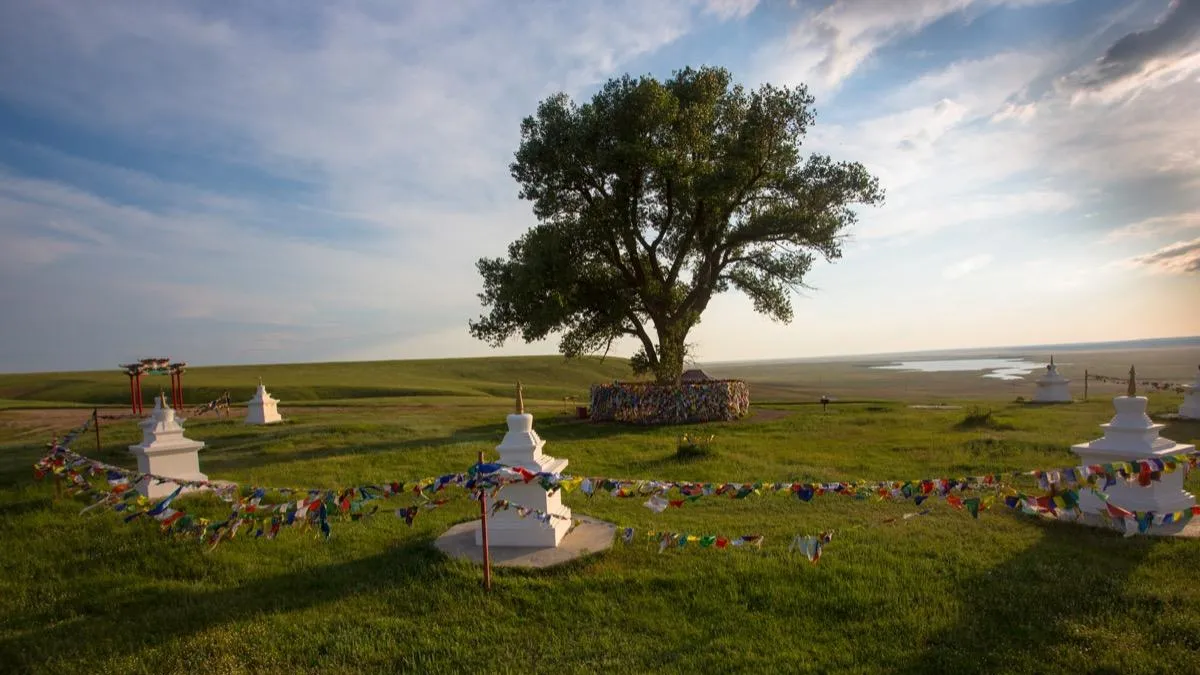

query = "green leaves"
[471,66,884,383]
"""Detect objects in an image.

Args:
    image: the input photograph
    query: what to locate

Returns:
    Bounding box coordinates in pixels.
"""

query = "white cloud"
[702,0,761,21]
[1104,212,1200,242]
[754,0,1065,97]
[942,253,994,279]
[1126,236,1200,275]
[0,0,709,223]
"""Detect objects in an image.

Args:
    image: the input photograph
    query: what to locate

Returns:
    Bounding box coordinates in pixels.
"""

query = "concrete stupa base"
[1180,397,1200,420]
[435,515,616,569]
[1046,511,1200,538]
[1177,366,1200,419]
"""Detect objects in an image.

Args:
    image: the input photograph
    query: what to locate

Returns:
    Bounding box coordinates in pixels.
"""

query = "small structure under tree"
[590,379,749,425]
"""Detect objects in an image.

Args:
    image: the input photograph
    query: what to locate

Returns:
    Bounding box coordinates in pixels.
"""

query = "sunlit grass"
[1,370,1198,673]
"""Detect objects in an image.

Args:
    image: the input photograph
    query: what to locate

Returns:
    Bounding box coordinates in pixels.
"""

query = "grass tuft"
[955,407,1015,431]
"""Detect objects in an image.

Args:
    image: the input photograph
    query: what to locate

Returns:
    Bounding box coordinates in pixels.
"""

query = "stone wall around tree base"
[588,380,750,425]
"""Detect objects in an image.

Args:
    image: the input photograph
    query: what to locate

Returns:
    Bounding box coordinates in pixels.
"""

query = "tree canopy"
[469,66,884,384]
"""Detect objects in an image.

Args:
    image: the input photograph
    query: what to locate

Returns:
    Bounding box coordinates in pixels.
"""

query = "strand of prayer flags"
[191,393,233,417]
[1087,372,1192,394]
[45,408,1198,514]
[33,414,1200,550]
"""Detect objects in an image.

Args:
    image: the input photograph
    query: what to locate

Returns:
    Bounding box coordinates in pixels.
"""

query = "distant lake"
[870,358,1047,381]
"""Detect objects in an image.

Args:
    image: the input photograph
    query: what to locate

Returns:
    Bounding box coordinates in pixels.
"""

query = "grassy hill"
[0,355,636,408]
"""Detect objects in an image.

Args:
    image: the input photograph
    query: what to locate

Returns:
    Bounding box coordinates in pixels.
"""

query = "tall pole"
[478,449,492,591]
[1084,370,1088,401]
[93,408,101,453]
[128,374,136,415]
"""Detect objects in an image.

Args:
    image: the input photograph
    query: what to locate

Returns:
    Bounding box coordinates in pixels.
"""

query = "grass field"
[1,354,1199,673]
[0,356,635,409]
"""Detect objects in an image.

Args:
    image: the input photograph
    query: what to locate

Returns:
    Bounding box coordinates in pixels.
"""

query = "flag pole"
[478,449,492,591]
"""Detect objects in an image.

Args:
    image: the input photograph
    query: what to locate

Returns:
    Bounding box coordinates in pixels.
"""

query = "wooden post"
[93,408,101,454]
[478,449,492,591]
[50,436,62,500]
[1084,370,1088,401]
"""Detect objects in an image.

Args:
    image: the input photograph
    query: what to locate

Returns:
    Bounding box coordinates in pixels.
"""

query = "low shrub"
[675,433,716,459]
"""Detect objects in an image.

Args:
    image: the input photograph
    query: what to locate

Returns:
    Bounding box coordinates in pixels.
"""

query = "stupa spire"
[1127,365,1136,397]
[515,381,525,414]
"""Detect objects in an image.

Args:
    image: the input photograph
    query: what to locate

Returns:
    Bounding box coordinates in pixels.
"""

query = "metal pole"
[478,449,492,591]
[93,408,101,454]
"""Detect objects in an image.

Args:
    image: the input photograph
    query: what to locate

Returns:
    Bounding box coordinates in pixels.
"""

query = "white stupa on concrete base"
[128,393,207,499]
[1032,355,1072,403]
[1073,367,1195,534]
[476,383,572,548]
[1179,365,1200,420]
[246,378,283,425]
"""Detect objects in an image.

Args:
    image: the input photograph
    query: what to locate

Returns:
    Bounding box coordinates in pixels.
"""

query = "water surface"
[871,358,1047,381]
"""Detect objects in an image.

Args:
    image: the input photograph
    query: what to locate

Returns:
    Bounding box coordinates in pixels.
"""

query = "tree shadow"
[896,517,1162,674]
[0,533,448,670]
[1158,418,1200,444]
[198,417,664,473]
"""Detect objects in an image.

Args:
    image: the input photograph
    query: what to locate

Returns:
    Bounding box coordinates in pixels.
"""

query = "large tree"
[469,66,884,384]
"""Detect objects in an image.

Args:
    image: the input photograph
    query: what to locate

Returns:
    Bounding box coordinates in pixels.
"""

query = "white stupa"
[1179,365,1200,420]
[1073,367,1195,533]
[245,379,283,425]
[128,393,207,499]
[476,383,572,548]
[1032,355,1072,403]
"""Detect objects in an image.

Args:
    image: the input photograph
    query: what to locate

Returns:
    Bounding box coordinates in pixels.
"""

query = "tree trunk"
[654,323,687,386]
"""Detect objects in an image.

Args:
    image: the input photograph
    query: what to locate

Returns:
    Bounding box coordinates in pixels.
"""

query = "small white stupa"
[1032,355,1072,403]
[128,392,207,499]
[1073,367,1195,533]
[476,382,572,548]
[1179,365,1200,420]
[245,378,283,425]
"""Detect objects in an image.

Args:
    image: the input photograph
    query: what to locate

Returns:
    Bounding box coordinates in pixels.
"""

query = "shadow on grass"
[0,533,450,671]
[200,417,664,473]
[898,518,1160,674]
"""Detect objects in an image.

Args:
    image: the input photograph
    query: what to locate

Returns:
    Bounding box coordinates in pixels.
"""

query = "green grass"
[0,355,634,407]
[1,360,1199,674]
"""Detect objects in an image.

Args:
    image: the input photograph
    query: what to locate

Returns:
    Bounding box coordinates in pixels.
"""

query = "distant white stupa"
[1032,355,1071,403]
[245,379,283,425]
[1179,365,1200,420]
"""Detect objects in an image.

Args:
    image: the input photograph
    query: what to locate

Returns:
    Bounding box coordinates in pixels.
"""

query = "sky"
[0,0,1198,372]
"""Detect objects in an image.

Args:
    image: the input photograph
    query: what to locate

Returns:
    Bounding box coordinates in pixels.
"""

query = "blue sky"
[1,0,1198,372]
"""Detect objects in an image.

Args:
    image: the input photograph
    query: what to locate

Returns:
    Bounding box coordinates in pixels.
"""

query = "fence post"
[1084,370,1088,401]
